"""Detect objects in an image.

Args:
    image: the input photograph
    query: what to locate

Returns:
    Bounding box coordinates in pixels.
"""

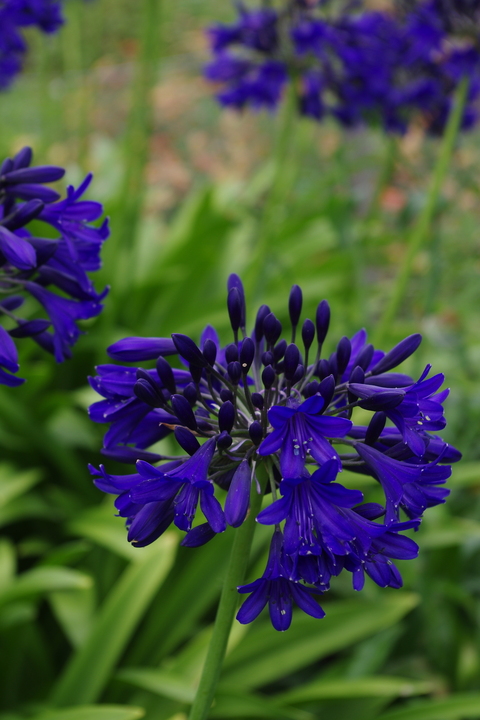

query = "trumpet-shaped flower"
[88,274,460,630]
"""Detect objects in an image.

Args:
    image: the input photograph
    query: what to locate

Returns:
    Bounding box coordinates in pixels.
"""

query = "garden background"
[1,1,480,719]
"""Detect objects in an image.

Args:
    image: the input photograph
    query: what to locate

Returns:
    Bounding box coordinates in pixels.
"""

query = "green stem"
[423,214,443,315]
[351,135,397,330]
[106,0,162,306]
[374,77,469,346]
[36,32,57,156]
[245,85,297,303]
[61,0,89,169]
[187,463,268,720]
[364,133,398,224]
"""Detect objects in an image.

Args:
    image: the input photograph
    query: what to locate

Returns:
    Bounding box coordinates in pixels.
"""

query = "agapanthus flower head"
[0,0,63,89]
[89,275,460,630]
[401,0,480,37]
[205,0,480,134]
[0,146,109,385]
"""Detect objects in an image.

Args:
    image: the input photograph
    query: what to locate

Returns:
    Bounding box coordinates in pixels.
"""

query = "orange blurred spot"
[381,186,407,212]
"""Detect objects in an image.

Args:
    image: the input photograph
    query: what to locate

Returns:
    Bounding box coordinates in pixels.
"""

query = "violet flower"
[0,0,63,90]
[88,275,460,630]
[0,146,109,383]
[204,0,480,134]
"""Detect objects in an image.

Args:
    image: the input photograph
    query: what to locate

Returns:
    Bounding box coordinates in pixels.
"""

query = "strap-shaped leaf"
[50,533,177,706]
[277,676,434,704]
[377,693,480,720]
[0,567,92,609]
[221,594,419,689]
[33,705,144,720]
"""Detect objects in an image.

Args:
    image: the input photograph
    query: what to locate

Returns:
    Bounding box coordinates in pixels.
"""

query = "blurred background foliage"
[1,1,480,719]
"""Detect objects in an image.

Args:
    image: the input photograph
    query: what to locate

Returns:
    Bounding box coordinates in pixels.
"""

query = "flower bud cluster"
[89,274,460,630]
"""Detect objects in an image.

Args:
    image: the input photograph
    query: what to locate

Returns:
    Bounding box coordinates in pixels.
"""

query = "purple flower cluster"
[0,146,109,385]
[205,0,480,134]
[0,0,64,89]
[88,275,460,631]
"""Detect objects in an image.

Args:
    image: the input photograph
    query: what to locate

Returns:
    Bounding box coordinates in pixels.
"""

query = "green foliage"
[221,595,419,689]
[51,534,177,706]
[378,693,480,720]
[33,707,145,720]
[0,1,479,719]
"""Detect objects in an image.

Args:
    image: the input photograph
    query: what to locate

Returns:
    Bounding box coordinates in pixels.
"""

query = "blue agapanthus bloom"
[88,275,460,631]
[0,146,109,385]
[205,0,480,134]
[0,0,64,89]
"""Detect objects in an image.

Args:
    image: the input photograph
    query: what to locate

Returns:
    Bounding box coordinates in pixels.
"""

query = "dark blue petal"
[200,486,226,533]
[127,501,175,546]
[370,334,422,374]
[108,337,176,361]
[256,492,291,525]
[181,523,217,547]
[237,580,270,624]
[0,226,36,269]
[269,579,293,631]
[0,324,19,373]
[290,584,325,620]
[225,460,252,528]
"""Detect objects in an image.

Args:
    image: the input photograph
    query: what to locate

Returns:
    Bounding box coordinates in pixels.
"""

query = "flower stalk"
[107,0,162,306]
[188,463,268,720]
[375,76,470,345]
[247,82,297,302]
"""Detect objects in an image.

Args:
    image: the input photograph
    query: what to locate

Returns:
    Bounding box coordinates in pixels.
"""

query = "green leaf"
[49,585,95,649]
[345,625,404,678]
[377,693,480,720]
[0,567,92,609]
[47,407,98,450]
[0,538,16,588]
[138,187,237,335]
[128,532,235,664]
[0,465,41,508]
[0,601,36,630]
[0,494,53,528]
[278,676,434,704]
[420,518,480,548]
[448,462,480,487]
[41,541,92,568]
[163,613,248,688]
[50,533,177,706]
[33,705,144,720]
[117,668,196,704]
[69,501,142,561]
[221,594,419,689]
[210,692,313,720]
